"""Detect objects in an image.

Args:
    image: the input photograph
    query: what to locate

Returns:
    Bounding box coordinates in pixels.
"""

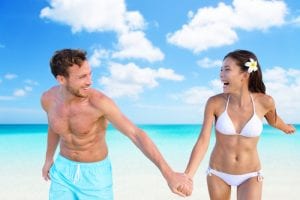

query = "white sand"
[1,148,300,200]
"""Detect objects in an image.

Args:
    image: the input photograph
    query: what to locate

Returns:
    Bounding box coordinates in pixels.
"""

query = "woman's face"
[220,57,248,93]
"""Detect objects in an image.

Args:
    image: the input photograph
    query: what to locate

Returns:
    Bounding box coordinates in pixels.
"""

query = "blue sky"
[0,0,300,124]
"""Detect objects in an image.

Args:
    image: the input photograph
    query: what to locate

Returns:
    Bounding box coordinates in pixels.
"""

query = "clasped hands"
[167,172,193,197]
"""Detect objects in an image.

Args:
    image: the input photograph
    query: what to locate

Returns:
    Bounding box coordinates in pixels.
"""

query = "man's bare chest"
[48,104,101,135]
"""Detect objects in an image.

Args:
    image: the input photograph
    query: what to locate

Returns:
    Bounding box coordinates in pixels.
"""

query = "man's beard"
[66,85,87,98]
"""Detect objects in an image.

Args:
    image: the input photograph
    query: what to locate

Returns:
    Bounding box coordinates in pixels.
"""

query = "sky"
[0,0,300,124]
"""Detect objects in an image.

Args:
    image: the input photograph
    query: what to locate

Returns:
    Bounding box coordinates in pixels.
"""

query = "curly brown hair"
[50,49,87,78]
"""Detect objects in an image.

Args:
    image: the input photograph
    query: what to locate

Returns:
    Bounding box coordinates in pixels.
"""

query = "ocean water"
[0,124,299,200]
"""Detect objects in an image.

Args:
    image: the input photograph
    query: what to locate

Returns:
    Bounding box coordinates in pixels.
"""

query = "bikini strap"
[257,171,264,182]
[225,95,230,111]
[250,94,256,113]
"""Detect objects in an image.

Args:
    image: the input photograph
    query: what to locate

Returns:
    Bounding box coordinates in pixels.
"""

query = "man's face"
[64,60,92,98]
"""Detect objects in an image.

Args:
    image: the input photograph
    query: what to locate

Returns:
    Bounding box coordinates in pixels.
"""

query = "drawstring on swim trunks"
[73,164,81,183]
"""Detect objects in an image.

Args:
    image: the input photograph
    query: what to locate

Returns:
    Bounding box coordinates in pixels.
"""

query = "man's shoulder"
[89,88,107,100]
[89,89,114,108]
[42,86,58,100]
[41,86,59,111]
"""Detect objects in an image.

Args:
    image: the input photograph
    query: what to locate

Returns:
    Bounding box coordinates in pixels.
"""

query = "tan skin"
[41,60,193,197]
[183,57,295,200]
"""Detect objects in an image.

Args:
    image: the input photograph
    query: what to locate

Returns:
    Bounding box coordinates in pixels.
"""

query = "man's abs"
[59,131,108,162]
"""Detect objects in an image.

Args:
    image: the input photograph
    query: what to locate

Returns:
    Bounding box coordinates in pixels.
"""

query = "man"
[41,49,192,200]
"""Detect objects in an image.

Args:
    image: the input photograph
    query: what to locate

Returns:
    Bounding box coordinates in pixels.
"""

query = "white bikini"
[215,95,263,137]
[208,95,264,186]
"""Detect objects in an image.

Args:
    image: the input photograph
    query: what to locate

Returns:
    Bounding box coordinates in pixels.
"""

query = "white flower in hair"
[244,58,258,73]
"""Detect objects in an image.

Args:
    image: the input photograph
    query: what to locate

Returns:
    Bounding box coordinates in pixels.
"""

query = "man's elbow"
[128,127,144,144]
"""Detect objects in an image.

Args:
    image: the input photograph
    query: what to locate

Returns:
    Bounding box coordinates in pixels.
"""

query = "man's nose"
[86,76,92,85]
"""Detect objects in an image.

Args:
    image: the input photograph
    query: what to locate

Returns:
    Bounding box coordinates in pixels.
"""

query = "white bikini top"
[215,95,263,137]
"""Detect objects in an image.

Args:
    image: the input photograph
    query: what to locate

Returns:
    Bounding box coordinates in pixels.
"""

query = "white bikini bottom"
[207,167,263,186]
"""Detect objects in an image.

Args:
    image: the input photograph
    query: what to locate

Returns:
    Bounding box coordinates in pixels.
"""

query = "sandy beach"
[0,125,299,200]
[1,140,299,200]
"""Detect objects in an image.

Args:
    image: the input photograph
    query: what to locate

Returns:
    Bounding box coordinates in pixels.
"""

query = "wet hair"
[224,49,266,94]
[50,49,87,78]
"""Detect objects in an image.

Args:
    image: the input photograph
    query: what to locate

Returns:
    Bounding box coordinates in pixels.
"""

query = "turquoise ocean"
[0,124,299,200]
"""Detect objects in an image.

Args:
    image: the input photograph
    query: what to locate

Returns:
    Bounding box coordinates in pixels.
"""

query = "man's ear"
[56,75,66,85]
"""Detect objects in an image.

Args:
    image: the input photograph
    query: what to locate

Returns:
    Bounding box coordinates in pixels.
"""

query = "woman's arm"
[184,97,216,178]
[264,95,295,134]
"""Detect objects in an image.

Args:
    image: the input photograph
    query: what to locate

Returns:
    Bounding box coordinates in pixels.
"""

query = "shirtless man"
[41,49,192,200]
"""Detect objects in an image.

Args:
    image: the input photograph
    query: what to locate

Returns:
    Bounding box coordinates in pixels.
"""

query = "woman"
[183,50,295,199]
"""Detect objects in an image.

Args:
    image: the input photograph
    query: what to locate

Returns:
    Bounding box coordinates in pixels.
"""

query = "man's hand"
[166,172,193,197]
[42,160,53,181]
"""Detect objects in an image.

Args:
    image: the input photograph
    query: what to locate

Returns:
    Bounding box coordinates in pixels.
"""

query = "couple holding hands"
[42,49,295,200]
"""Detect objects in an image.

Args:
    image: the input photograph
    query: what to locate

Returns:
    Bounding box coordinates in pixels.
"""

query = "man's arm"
[41,91,60,181]
[97,94,192,196]
[42,127,60,181]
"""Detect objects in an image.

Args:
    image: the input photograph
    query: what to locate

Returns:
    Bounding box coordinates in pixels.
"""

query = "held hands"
[284,124,296,134]
[42,160,53,181]
[166,172,193,197]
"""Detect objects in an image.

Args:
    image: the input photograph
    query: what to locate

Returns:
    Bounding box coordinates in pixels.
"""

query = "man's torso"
[46,87,109,162]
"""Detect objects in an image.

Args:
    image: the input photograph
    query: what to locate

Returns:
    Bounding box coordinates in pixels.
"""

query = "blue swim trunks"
[49,154,113,200]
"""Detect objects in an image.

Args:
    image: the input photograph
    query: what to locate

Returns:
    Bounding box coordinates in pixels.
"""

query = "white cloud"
[40,0,127,33]
[264,66,288,84]
[0,78,37,100]
[155,68,184,81]
[290,15,300,26]
[112,31,164,62]
[232,0,287,30]
[24,79,39,86]
[180,86,215,105]
[4,73,18,80]
[197,57,222,68]
[40,0,163,62]
[174,79,221,105]
[24,86,33,92]
[264,67,300,123]
[89,48,110,68]
[99,62,184,98]
[0,87,33,100]
[167,0,287,53]
[125,11,146,30]
[13,89,27,97]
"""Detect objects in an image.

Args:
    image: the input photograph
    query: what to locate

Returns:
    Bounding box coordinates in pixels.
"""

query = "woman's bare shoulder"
[208,93,227,103]
[253,93,275,109]
[206,93,228,110]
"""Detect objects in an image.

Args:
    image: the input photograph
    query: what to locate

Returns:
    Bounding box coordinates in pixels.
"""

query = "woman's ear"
[240,71,250,83]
